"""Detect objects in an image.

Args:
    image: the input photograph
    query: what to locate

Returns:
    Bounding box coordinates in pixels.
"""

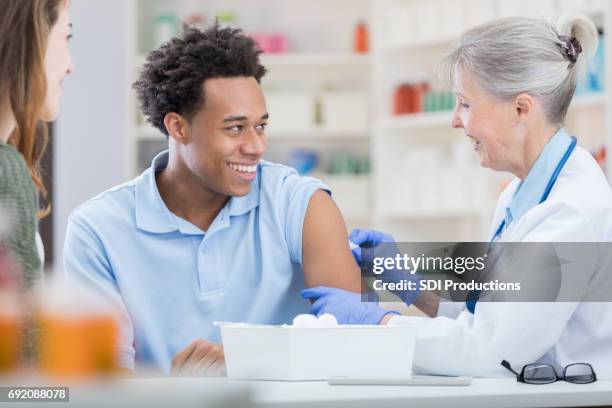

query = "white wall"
[53,0,132,267]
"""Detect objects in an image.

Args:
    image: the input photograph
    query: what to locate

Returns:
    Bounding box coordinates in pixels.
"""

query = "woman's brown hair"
[0,0,66,218]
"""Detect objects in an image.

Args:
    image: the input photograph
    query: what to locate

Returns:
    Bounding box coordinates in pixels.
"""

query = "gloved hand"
[349,228,421,306]
[301,286,399,325]
[349,228,396,263]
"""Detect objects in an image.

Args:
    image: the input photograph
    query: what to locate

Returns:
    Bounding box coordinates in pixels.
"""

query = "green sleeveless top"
[0,140,42,287]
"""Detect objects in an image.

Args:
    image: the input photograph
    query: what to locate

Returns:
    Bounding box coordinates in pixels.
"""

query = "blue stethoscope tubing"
[491,136,578,241]
[466,136,578,314]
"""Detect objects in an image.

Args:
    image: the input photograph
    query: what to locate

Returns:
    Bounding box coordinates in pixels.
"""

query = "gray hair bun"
[556,13,598,74]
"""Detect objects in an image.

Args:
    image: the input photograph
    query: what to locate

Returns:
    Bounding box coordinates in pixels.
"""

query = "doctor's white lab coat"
[388,146,612,379]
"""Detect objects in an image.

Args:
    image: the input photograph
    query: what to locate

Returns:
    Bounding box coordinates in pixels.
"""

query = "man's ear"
[514,93,534,124]
[163,112,190,144]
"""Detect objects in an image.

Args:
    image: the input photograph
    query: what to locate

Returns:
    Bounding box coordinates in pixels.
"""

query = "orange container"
[87,317,118,372]
[354,21,369,53]
[39,313,118,378]
[394,85,415,115]
[394,83,431,115]
[0,313,23,372]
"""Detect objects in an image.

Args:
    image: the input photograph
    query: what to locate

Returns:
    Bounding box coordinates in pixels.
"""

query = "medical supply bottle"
[37,276,120,379]
[354,20,369,53]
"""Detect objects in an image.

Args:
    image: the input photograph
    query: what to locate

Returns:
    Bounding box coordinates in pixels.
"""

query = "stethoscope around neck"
[490,136,578,242]
[466,135,578,314]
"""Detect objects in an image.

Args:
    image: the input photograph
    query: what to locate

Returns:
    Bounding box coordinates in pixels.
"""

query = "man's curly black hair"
[133,23,267,136]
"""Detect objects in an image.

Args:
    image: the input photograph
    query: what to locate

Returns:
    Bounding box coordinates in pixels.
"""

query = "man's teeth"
[229,162,257,173]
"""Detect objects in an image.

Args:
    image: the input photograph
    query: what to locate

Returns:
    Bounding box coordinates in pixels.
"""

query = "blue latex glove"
[301,286,400,325]
[349,228,395,263]
[349,228,421,306]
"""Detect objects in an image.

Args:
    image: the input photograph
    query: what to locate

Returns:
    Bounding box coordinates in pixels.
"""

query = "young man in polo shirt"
[63,24,380,375]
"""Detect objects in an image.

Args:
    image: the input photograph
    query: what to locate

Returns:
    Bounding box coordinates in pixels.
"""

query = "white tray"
[219,323,417,381]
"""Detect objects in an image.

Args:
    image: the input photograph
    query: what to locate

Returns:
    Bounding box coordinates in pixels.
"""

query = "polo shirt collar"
[506,128,573,226]
[135,150,179,233]
[135,150,261,234]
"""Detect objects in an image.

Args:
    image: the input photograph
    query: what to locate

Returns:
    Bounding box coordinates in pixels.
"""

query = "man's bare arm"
[301,190,361,292]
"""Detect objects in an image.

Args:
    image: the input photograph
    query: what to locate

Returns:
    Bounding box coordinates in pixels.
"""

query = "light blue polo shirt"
[63,150,328,373]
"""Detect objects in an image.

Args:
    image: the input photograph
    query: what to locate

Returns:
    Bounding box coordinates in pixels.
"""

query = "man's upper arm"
[301,190,361,292]
[63,212,136,370]
[64,214,119,294]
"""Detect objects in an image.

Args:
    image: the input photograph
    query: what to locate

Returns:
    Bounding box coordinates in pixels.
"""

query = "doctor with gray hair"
[302,13,612,380]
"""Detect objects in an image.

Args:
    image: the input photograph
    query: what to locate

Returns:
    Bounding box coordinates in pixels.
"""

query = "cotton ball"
[292,314,318,328]
[317,313,338,327]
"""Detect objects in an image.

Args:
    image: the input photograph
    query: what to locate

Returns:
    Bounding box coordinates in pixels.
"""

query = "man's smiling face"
[180,76,269,197]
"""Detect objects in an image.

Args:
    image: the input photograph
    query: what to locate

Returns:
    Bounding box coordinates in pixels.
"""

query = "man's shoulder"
[258,160,327,194]
[69,172,145,228]
[258,160,297,179]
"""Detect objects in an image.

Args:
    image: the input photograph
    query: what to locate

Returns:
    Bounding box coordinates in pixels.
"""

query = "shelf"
[136,93,605,142]
[259,53,371,70]
[378,35,457,53]
[380,92,606,133]
[381,208,483,220]
[382,111,453,131]
[134,53,372,71]
[268,128,369,141]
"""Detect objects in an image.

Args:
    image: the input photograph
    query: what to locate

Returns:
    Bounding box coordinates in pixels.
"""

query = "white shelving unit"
[380,93,606,131]
[260,49,373,230]
[370,0,611,242]
[126,0,611,241]
[128,0,374,231]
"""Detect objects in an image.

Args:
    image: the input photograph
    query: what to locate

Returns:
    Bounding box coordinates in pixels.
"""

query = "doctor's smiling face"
[451,68,526,174]
[176,76,268,198]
